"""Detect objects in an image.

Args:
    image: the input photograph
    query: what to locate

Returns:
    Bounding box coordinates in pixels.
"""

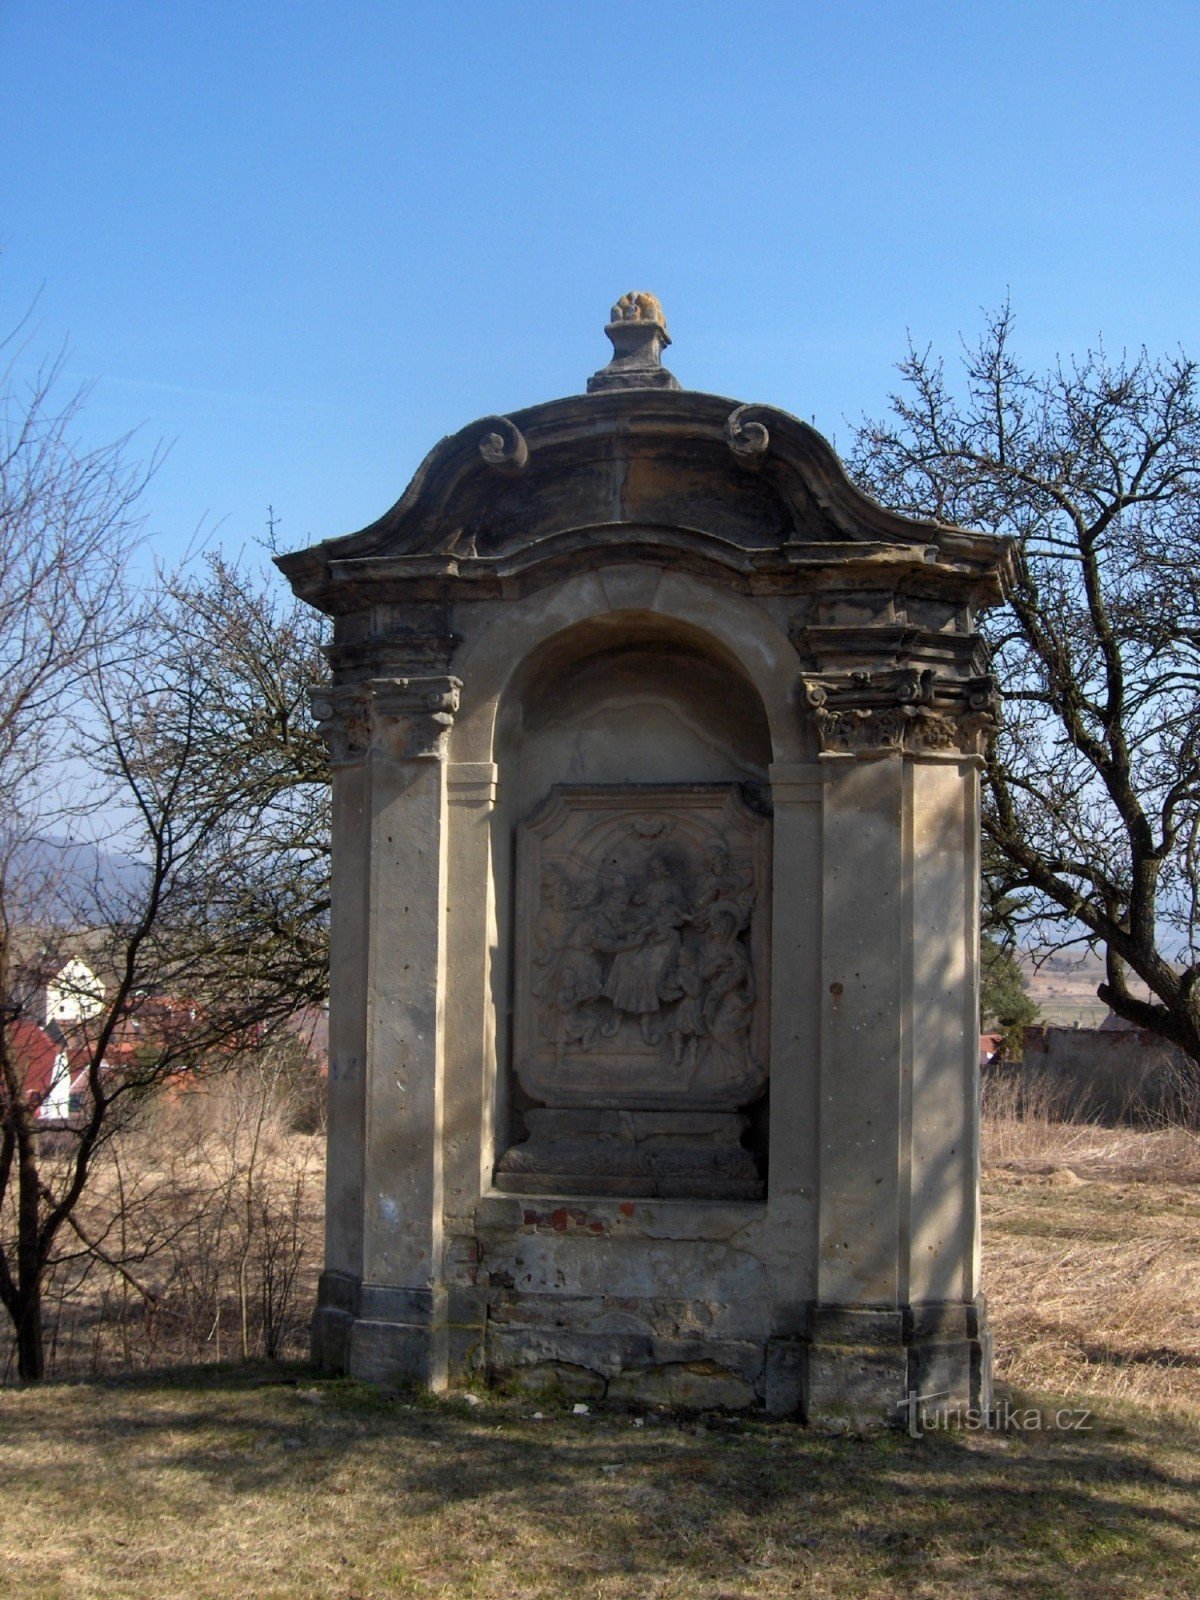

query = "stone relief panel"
[512,785,771,1114]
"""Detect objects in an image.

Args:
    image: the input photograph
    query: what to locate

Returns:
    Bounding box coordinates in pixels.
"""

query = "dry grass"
[982,1077,1200,1419]
[2,1366,1199,1600]
[1,1065,325,1381]
[2,1094,1199,1597]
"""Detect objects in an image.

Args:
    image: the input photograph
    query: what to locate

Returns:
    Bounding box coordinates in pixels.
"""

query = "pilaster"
[764,762,823,1289]
[795,620,994,1420]
[309,673,461,1386]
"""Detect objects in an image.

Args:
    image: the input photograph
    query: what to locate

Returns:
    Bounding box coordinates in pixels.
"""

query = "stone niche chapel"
[278,296,1014,1420]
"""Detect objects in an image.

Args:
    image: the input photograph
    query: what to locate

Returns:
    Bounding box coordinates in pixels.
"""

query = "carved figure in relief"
[601,852,689,1043]
[662,946,705,1072]
[698,904,757,1082]
[535,876,611,1052]
[531,870,573,999]
[525,814,763,1092]
[561,882,608,1003]
[550,964,601,1069]
[690,844,754,934]
[512,790,770,1141]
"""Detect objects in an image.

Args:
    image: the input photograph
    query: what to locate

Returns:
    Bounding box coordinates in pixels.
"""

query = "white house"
[42,958,105,1029]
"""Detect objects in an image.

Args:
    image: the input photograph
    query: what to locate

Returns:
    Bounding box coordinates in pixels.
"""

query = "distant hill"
[5,835,149,923]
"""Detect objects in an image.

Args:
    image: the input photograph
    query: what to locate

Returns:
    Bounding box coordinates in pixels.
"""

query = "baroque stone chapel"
[278,295,1014,1420]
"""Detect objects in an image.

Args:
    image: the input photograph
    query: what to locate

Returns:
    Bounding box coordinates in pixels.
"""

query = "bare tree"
[146,553,331,1011]
[12,1043,322,1378]
[851,306,1200,1061]
[2,597,335,1378]
[0,319,152,799]
[0,314,153,1380]
[0,322,327,1379]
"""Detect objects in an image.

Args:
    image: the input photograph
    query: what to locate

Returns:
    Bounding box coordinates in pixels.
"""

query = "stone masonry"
[277,296,1014,1421]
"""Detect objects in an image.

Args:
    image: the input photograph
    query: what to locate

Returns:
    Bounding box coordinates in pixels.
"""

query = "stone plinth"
[280,296,1013,1422]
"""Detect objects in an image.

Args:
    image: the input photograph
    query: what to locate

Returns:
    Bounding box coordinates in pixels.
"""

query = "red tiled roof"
[8,1020,58,1104]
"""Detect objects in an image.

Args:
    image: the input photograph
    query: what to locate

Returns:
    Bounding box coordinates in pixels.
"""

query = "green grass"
[3,1365,1200,1599]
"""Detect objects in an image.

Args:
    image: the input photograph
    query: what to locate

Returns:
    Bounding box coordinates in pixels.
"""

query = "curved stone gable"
[278,390,1012,614]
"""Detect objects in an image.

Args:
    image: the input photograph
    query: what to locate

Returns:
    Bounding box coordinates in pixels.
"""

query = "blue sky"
[4,1,1199,577]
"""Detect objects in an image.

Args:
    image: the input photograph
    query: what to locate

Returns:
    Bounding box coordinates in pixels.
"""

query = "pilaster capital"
[802,670,999,759]
[310,675,463,765]
[369,675,462,761]
[309,684,372,766]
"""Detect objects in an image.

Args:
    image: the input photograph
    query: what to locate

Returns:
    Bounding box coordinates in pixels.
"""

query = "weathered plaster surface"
[285,304,1012,1421]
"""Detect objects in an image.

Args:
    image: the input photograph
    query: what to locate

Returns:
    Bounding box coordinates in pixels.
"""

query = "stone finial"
[611,291,670,337]
[588,291,681,394]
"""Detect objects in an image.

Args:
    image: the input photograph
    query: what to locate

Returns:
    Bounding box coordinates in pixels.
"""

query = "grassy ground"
[3,1366,1199,1600]
[982,1107,1200,1419]
[2,1110,1199,1599]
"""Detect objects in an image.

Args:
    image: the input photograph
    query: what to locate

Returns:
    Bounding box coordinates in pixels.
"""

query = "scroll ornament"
[724,404,771,467]
[309,685,371,766]
[477,416,529,475]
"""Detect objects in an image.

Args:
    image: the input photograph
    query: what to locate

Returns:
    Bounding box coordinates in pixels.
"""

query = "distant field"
[1017,951,1151,1029]
[982,1086,1200,1417]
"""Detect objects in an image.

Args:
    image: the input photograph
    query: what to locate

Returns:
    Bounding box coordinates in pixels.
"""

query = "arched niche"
[446,566,806,769]
[496,610,773,809]
[489,612,774,1198]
